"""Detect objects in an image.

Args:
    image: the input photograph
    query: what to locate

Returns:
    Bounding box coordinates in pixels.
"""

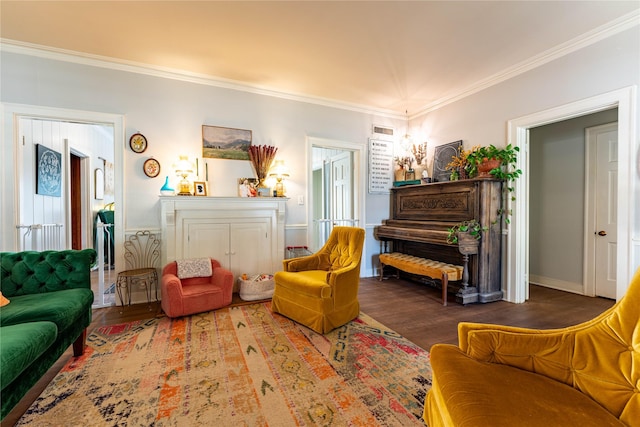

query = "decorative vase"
[160,176,174,196]
[457,231,479,255]
[394,167,405,182]
[477,158,501,178]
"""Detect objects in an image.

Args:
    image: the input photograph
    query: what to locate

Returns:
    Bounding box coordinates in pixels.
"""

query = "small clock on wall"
[143,158,160,178]
[129,133,148,153]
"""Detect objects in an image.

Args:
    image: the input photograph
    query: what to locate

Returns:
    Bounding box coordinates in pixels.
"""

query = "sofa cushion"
[0,288,93,333]
[0,322,58,389]
[426,344,625,427]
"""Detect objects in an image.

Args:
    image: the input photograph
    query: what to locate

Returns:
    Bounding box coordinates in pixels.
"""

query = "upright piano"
[374,179,503,304]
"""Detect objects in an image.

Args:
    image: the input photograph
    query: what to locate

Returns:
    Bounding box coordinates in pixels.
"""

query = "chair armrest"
[326,262,361,301]
[284,254,325,272]
[161,273,184,298]
[211,266,233,288]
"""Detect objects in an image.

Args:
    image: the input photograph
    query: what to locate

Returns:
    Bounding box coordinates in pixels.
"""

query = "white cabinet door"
[230,221,271,277]
[183,219,272,278]
[184,221,230,268]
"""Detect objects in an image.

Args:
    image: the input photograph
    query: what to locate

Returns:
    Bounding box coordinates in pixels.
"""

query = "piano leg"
[456,253,478,305]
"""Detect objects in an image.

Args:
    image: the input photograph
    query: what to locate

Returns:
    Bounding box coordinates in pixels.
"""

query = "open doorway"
[3,104,124,308]
[506,86,636,303]
[528,109,618,298]
[307,137,366,263]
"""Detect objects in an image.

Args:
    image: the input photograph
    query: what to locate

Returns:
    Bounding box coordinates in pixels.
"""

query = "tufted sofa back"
[0,249,97,297]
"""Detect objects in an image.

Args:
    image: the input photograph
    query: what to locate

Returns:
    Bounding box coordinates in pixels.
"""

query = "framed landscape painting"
[202,125,251,160]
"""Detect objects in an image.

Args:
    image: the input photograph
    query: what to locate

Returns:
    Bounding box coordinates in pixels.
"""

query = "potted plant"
[445,145,477,180]
[465,144,522,224]
[446,219,487,250]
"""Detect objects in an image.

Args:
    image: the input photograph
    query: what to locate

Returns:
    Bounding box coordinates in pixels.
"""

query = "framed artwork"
[238,178,258,197]
[143,158,161,178]
[36,144,62,197]
[433,140,462,182]
[95,168,104,200]
[194,181,208,196]
[129,133,147,153]
[103,161,115,196]
[202,125,252,160]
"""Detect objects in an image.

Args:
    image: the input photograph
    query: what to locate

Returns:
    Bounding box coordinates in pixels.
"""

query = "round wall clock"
[129,133,148,153]
[143,158,160,178]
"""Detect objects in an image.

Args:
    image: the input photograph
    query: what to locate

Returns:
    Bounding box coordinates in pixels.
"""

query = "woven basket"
[239,277,275,301]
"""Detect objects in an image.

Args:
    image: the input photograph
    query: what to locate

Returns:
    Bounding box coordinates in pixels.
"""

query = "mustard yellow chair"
[271,226,365,334]
[424,268,640,427]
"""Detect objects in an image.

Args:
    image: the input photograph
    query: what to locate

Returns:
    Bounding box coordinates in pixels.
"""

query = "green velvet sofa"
[0,249,96,420]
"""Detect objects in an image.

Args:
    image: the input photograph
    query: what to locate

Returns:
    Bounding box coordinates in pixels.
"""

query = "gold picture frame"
[193,181,208,196]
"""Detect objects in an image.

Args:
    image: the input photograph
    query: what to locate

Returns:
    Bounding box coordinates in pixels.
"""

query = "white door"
[331,152,353,225]
[586,123,618,299]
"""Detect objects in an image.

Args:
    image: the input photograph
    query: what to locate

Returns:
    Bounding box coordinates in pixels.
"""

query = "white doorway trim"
[307,136,366,273]
[506,86,637,303]
[1,103,125,269]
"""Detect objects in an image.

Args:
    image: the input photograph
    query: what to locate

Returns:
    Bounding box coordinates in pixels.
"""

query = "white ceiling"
[1,1,639,118]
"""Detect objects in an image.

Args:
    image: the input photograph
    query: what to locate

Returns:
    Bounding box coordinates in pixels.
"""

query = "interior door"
[331,151,353,225]
[593,124,618,298]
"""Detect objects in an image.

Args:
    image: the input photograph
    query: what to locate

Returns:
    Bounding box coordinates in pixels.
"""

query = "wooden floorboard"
[2,278,614,426]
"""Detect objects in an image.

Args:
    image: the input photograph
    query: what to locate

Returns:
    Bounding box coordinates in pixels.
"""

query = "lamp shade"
[175,155,194,177]
[269,160,289,179]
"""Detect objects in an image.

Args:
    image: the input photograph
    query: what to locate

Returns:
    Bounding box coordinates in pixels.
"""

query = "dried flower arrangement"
[248,145,277,187]
[411,143,427,166]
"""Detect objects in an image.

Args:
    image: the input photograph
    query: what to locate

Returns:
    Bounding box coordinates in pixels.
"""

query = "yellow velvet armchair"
[271,226,365,334]
[424,268,640,427]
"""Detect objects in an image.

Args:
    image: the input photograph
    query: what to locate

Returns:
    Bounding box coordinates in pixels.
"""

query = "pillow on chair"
[176,258,213,279]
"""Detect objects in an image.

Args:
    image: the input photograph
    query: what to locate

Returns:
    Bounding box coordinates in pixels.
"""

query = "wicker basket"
[239,275,275,301]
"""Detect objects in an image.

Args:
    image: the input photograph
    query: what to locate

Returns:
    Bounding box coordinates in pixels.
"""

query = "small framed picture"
[238,178,258,197]
[193,181,208,196]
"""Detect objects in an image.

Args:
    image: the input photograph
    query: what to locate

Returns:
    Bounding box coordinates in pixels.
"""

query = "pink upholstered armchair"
[161,258,233,318]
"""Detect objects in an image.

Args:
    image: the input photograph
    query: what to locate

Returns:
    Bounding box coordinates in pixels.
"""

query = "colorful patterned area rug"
[17,302,431,426]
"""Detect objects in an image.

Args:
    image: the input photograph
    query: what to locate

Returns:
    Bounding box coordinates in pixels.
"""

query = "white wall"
[0,50,401,276]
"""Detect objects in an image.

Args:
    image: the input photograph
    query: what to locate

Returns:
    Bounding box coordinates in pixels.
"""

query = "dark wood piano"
[374,178,503,304]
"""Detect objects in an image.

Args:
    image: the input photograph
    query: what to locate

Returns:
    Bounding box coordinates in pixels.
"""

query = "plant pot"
[457,231,479,255]
[477,158,501,178]
[394,167,405,182]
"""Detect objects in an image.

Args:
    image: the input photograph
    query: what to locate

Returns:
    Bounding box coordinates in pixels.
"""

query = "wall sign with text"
[368,139,394,194]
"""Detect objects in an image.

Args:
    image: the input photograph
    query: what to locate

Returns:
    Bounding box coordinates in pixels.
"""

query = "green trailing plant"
[465,144,522,224]
[446,220,488,244]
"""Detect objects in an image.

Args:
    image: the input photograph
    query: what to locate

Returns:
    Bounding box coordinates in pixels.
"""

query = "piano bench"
[378,252,463,306]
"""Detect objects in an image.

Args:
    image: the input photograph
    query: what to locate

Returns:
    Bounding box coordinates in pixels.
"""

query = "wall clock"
[143,158,160,178]
[129,133,148,153]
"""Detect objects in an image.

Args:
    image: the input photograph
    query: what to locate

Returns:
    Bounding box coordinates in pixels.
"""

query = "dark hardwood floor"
[2,277,614,426]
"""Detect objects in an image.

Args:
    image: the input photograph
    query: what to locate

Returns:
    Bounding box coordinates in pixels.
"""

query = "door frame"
[307,136,366,271]
[1,103,125,268]
[506,86,636,303]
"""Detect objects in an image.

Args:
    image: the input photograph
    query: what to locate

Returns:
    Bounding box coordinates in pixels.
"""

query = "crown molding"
[410,9,640,120]
[2,8,637,122]
[0,39,405,120]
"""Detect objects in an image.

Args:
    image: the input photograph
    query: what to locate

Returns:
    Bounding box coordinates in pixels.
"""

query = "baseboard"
[529,274,584,295]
